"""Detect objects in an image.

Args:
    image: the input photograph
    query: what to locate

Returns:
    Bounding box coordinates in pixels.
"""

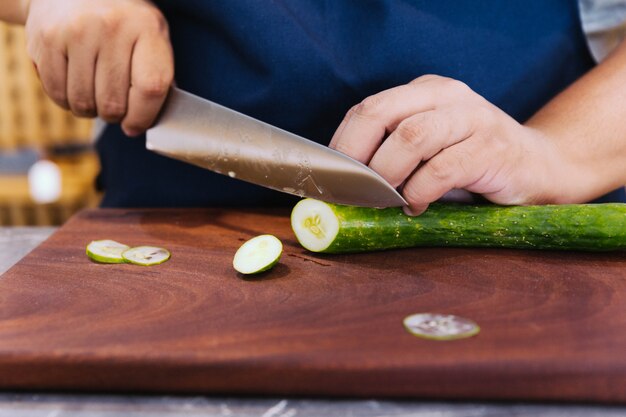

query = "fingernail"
[123,128,141,137]
[403,206,416,216]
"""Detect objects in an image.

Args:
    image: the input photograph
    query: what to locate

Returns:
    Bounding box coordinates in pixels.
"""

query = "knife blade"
[146,88,407,207]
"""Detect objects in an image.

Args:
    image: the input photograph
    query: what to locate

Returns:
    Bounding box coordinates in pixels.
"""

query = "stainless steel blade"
[146,88,407,207]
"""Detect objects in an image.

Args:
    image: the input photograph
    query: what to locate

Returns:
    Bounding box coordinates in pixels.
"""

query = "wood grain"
[0,208,625,402]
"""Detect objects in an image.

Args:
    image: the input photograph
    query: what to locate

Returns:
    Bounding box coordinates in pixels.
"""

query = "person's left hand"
[329,75,564,215]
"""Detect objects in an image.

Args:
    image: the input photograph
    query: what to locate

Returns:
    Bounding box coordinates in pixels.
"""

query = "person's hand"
[24,0,174,136]
[329,75,566,215]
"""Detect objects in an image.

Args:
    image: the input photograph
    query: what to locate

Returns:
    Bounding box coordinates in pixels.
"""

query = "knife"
[146,88,407,207]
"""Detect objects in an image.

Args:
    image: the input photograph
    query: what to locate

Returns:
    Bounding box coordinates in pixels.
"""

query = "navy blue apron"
[96,0,625,207]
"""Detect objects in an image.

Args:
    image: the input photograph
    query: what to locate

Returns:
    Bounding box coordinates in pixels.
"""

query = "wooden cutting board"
[0,208,625,402]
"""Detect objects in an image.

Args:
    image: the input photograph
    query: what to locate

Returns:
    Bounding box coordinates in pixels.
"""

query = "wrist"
[523,126,615,204]
[513,127,567,205]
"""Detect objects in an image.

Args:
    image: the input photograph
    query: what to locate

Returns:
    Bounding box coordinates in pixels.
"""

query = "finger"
[402,140,488,215]
[368,107,478,188]
[438,188,480,203]
[66,27,99,117]
[328,75,442,150]
[121,33,174,136]
[36,50,69,110]
[95,32,133,123]
[328,84,436,163]
[328,76,473,164]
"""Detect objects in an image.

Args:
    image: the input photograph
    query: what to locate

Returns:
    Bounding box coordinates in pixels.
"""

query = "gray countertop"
[1,227,624,417]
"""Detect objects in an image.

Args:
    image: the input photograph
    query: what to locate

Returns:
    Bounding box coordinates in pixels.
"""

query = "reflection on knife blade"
[146,88,407,208]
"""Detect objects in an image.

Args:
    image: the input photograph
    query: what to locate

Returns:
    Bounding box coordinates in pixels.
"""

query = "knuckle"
[442,77,467,90]
[442,78,473,97]
[138,9,169,34]
[135,75,171,98]
[427,157,454,183]
[71,98,96,117]
[99,11,123,34]
[346,104,360,120]
[67,19,88,39]
[339,108,353,126]
[351,94,385,118]
[38,27,58,46]
[333,141,354,157]
[99,100,127,121]
[410,74,442,85]
[395,119,427,149]
[453,148,473,175]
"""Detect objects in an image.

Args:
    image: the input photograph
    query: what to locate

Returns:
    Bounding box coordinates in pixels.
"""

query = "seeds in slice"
[291,199,339,252]
[403,313,480,341]
[233,234,283,275]
[86,240,130,264]
[122,246,171,266]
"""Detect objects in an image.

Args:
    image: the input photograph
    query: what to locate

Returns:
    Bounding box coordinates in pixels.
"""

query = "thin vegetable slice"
[122,246,171,266]
[86,240,130,264]
[233,234,283,274]
[403,313,480,341]
[291,198,626,253]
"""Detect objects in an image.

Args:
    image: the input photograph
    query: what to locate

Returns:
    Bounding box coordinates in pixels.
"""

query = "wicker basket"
[0,23,93,150]
[0,22,99,226]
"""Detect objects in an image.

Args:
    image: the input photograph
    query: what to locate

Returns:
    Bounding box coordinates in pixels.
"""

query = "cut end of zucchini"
[291,199,339,252]
[122,246,171,266]
[233,234,283,275]
[86,240,130,264]
[403,313,480,341]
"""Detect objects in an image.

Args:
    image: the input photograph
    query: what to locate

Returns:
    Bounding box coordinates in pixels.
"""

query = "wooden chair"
[0,22,98,226]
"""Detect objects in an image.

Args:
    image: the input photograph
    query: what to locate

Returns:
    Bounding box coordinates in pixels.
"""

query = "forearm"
[0,0,29,24]
[526,40,626,203]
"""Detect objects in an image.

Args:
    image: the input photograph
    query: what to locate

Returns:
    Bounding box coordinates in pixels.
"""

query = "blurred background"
[0,22,99,226]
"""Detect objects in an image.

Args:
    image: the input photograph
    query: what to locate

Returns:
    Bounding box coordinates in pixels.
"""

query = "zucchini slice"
[233,234,283,274]
[122,246,171,266]
[86,240,130,264]
[403,313,480,341]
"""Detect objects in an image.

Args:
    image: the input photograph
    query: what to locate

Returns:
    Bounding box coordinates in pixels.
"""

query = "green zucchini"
[86,240,130,264]
[290,198,626,253]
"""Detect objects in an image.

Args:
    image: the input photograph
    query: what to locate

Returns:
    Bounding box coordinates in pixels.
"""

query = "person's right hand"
[25,0,174,136]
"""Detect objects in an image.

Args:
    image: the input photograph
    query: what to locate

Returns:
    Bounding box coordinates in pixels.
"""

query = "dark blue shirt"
[96,0,625,207]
